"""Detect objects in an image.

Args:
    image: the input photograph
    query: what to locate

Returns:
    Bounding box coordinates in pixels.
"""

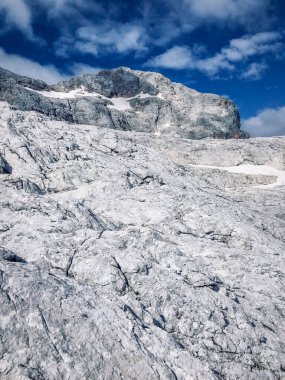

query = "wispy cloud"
[140,0,276,49]
[179,0,274,30]
[0,0,283,76]
[145,0,275,50]
[70,63,102,76]
[34,0,105,24]
[144,46,194,70]
[242,106,285,137]
[240,62,268,80]
[0,0,275,56]
[222,32,283,61]
[0,48,65,83]
[0,48,102,83]
[146,31,283,78]
[76,23,148,56]
[145,45,235,75]
[0,0,33,38]
[55,21,149,58]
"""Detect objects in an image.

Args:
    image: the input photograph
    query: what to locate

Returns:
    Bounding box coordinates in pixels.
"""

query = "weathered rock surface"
[0,94,284,380]
[0,66,248,139]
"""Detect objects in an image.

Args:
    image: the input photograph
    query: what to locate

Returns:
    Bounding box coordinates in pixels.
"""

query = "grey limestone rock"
[0,66,248,139]
[0,98,284,379]
[53,67,159,97]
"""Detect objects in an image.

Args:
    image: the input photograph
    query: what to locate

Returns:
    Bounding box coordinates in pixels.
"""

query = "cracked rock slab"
[0,98,284,379]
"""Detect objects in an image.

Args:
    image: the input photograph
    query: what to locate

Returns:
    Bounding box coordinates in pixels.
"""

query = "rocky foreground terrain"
[0,67,284,379]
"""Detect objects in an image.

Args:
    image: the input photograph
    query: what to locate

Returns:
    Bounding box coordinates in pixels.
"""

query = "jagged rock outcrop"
[0,66,248,139]
[0,92,284,380]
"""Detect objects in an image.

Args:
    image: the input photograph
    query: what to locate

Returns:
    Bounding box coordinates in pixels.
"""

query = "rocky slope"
[0,66,248,139]
[0,68,284,380]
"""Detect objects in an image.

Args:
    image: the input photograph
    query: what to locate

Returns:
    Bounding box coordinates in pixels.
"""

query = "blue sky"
[0,0,284,136]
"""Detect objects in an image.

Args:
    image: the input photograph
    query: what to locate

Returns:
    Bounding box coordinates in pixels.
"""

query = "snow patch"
[188,164,285,188]
[25,87,106,100]
[107,97,132,111]
[157,93,165,99]
[225,165,285,188]
[24,87,164,111]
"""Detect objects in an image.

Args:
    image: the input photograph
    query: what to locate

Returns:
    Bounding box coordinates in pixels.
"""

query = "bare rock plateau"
[0,67,284,379]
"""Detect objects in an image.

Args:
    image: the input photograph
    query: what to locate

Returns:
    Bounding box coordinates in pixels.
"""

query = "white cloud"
[0,0,277,55]
[0,0,33,37]
[0,48,103,83]
[146,46,235,74]
[144,0,274,48]
[195,54,234,75]
[0,0,271,60]
[188,0,236,18]
[0,48,66,84]
[70,63,102,76]
[75,23,148,56]
[242,106,285,137]
[222,32,283,62]
[34,0,103,14]
[50,0,274,59]
[240,62,268,80]
[55,22,149,58]
[146,31,283,78]
[146,46,194,69]
[33,0,105,27]
[145,45,234,73]
[172,0,273,31]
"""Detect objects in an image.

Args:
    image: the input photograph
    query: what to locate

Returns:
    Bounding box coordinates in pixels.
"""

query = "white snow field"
[188,164,285,188]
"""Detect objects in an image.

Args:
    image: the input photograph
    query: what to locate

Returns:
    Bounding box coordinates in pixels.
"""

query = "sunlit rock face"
[0,68,285,380]
[0,66,248,139]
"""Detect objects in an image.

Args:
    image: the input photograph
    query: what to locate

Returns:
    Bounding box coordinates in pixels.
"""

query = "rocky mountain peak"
[53,67,159,97]
[0,66,248,139]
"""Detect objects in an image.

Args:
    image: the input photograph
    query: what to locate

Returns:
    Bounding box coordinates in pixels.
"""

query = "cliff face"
[0,68,284,380]
[0,66,248,139]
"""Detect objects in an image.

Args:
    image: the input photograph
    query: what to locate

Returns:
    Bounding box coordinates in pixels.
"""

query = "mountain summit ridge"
[0,66,248,139]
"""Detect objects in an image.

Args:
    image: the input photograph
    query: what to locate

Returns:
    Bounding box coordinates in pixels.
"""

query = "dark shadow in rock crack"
[0,156,12,174]
[4,254,27,263]
[0,248,27,264]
